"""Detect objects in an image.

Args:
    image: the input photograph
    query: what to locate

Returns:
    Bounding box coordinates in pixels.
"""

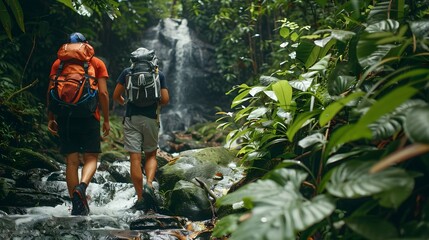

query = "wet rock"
[129,214,186,230]
[0,164,26,180]
[15,168,50,189]
[168,180,213,221]
[46,171,66,182]
[100,151,127,163]
[107,162,132,183]
[2,187,65,208]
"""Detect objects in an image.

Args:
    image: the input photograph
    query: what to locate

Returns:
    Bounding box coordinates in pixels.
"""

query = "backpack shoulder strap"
[54,61,65,80]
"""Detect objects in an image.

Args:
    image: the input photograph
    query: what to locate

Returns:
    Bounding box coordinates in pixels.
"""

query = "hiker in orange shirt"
[47,32,110,215]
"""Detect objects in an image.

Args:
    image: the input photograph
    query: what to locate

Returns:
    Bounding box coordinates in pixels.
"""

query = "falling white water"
[140,18,216,133]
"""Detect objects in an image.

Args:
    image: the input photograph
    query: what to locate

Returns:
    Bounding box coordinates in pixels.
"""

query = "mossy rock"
[6,147,60,171]
[180,147,238,166]
[158,147,239,191]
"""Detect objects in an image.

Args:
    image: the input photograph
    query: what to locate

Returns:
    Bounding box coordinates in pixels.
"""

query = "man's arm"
[113,83,125,106]
[98,77,110,137]
[47,62,58,135]
[159,72,169,106]
[160,88,169,106]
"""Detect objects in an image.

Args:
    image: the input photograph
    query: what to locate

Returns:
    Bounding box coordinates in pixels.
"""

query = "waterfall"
[140,18,223,133]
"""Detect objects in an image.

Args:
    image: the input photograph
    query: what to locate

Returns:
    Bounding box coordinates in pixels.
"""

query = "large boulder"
[167,180,212,221]
[157,147,241,221]
[157,147,238,191]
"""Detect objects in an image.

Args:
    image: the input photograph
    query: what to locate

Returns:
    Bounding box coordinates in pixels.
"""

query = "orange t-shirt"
[49,56,108,79]
[49,56,109,120]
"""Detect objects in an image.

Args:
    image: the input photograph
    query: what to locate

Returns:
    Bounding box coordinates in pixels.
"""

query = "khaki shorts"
[123,115,159,153]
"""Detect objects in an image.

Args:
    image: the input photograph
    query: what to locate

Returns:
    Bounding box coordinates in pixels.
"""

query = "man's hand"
[102,121,110,137]
[48,120,58,135]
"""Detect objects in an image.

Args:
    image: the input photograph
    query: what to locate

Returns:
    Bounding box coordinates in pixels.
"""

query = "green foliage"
[101,115,126,154]
[327,161,414,208]
[215,1,429,239]
[404,105,429,144]
[0,0,25,39]
[56,0,120,18]
[214,169,335,240]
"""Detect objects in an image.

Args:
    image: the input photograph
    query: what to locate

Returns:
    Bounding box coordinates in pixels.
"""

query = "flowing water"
[0,161,194,239]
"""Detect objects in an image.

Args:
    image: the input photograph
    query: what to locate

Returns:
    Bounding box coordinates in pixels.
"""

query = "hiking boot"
[143,184,159,213]
[130,199,145,211]
[71,183,89,216]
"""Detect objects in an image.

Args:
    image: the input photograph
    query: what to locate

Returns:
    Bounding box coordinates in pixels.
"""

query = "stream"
[0,160,221,239]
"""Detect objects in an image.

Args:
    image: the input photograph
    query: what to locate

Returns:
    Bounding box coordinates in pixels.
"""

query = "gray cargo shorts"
[123,115,159,153]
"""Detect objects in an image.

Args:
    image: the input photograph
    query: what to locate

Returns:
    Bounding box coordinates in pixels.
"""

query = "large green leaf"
[380,68,429,92]
[234,106,253,122]
[231,88,251,108]
[249,86,266,96]
[0,0,12,39]
[309,54,331,71]
[409,20,429,39]
[319,91,364,127]
[346,216,398,240]
[357,19,402,68]
[367,2,393,25]
[328,61,358,95]
[216,169,335,240]
[289,78,313,92]
[326,124,371,158]
[368,114,403,140]
[4,0,24,32]
[404,106,429,144]
[276,160,316,182]
[286,110,321,141]
[368,100,426,140]
[56,0,76,11]
[327,161,414,208]
[227,194,334,240]
[318,38,336,57]
[396,0,405,21]
[217,179,286,207]
[357,85,418,127]
[263,168,308,188]
[212,214,241,237]
[247,107,269,120]
[365,19,400,33]
[357,39,396,68]
[298,133,325,149]
[313,29,356,43]
[326,147,377,165]
[296,40,321,68]
[272,80,292,110]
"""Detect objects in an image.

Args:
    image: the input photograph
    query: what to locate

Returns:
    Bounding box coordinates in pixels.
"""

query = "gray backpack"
[125,48,161,107]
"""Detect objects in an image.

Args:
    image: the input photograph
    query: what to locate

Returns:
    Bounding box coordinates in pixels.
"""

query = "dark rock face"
[129,214,186,230]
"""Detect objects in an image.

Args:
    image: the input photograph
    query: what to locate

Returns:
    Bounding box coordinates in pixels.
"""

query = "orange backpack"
[48,43,98,117]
